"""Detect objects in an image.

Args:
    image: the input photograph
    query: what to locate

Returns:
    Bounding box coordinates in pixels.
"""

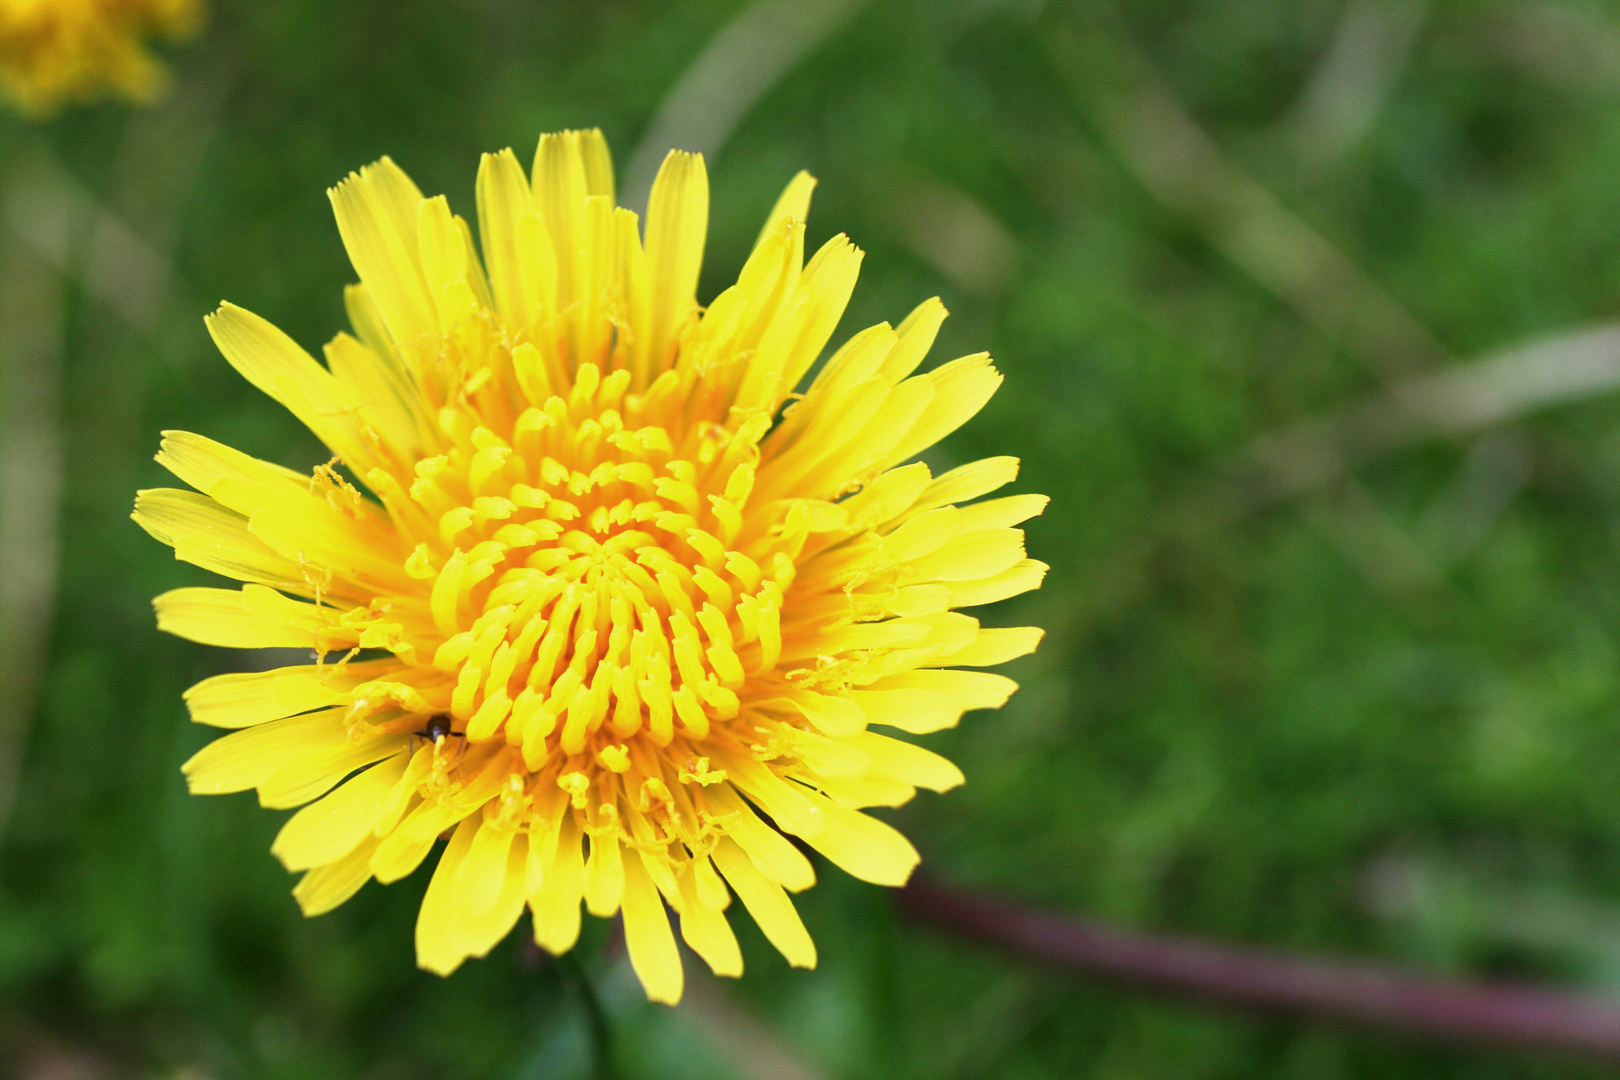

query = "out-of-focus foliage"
[8,0,1620,1076]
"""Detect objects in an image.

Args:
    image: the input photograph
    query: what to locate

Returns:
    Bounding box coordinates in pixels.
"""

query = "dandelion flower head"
[136,129,1047,1003]
[0,0,199,113]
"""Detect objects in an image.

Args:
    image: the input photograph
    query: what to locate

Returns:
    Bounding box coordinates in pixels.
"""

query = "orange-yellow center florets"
[400,359,780,784]
[321,296,834,877]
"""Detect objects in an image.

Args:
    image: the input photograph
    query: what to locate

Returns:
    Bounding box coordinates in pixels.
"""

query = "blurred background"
[9,0,1620,1076]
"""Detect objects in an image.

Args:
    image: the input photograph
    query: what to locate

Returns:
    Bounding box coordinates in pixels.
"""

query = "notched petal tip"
[753,170,818,250]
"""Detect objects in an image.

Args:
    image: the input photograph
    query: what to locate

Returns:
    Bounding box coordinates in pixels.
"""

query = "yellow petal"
[370,751,426,838]
[416,817,481,975]
[611,207,648,381]
[448,826,529,963]
[862,668,1018,710]
[880,506,961,564]
[704,785,815,891]
[798,320,901,393]
[718,753,826,839]
[840,462,932,529]
[343,282,398,356]
[691,855,732,912]
[257,733,405,810]
[455,212,496,313]
[849,687,963,735]
[204,302,378,473]
[575,128,615,201]
[323,331,431,462]
[762,373,933,502]
[640,150,708,378]
[713,214,804,370]
[154,586,316,650]
[850,731,964,792]
[621,853,683,1005]
[916,611,984,661]
[574,195,622,364]
[935,626,1044,668]
[530,813,585,955]
[710,837,816,969]
[904,527,1025,583]
[812,767,916,808]
[911,455,1020,514]
[887,353,1003,466]
[532,130,592,313]
[329,158,436,347]
[475,148,537,329]
[880,296,947,383]
[582,831,625,917]
[886,585,952,617]
[779,235,864,394]
[781,616,935,661]
[216,477,412,593]
[948,559,1049,608]
[456,822,518,912]
[181,708,346,794]
[133,488,303,587]
[184,659,399,728]
[753,170,815,250]
[417,195,473,325]
[677,868,743,978]
[293,833,380,916]
[739,235,862,414]
[956,493,1049,531]
[370,822,436,885]
[389,790,473,848]
[789,727,871,778]
[273,752,409,871]
[776,691,863,739]
[801,797,919,887]
[155,430,305,503]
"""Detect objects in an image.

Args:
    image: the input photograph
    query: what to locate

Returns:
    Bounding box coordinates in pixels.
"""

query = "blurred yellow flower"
[0,0,199,114]
[135,129,1045,1004]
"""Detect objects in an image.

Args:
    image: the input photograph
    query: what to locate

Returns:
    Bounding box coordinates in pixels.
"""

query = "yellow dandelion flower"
[0,0,200,114]
[135,129,1047,1004]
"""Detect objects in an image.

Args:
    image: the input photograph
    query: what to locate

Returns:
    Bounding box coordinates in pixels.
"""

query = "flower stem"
[900,877,1620,1060]
[560,951,613,1080]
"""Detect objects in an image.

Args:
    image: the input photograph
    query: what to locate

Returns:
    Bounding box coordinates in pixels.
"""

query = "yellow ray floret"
[135,128,1046,1005]
[0,0,201,114]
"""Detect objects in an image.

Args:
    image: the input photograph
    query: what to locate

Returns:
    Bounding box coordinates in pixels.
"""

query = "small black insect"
[411,713,466,752]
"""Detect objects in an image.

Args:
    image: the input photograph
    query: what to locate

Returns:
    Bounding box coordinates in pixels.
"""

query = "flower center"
[401,359,791,781]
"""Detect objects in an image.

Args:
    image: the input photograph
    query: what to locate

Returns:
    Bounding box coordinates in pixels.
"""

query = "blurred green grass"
[12,0,1620,1076]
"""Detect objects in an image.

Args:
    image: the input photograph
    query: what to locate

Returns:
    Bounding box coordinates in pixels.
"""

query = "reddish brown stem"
[898,878,1620,1059]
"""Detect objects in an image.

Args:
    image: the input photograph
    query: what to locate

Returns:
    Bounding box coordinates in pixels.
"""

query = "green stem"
[560,951,613,1080]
